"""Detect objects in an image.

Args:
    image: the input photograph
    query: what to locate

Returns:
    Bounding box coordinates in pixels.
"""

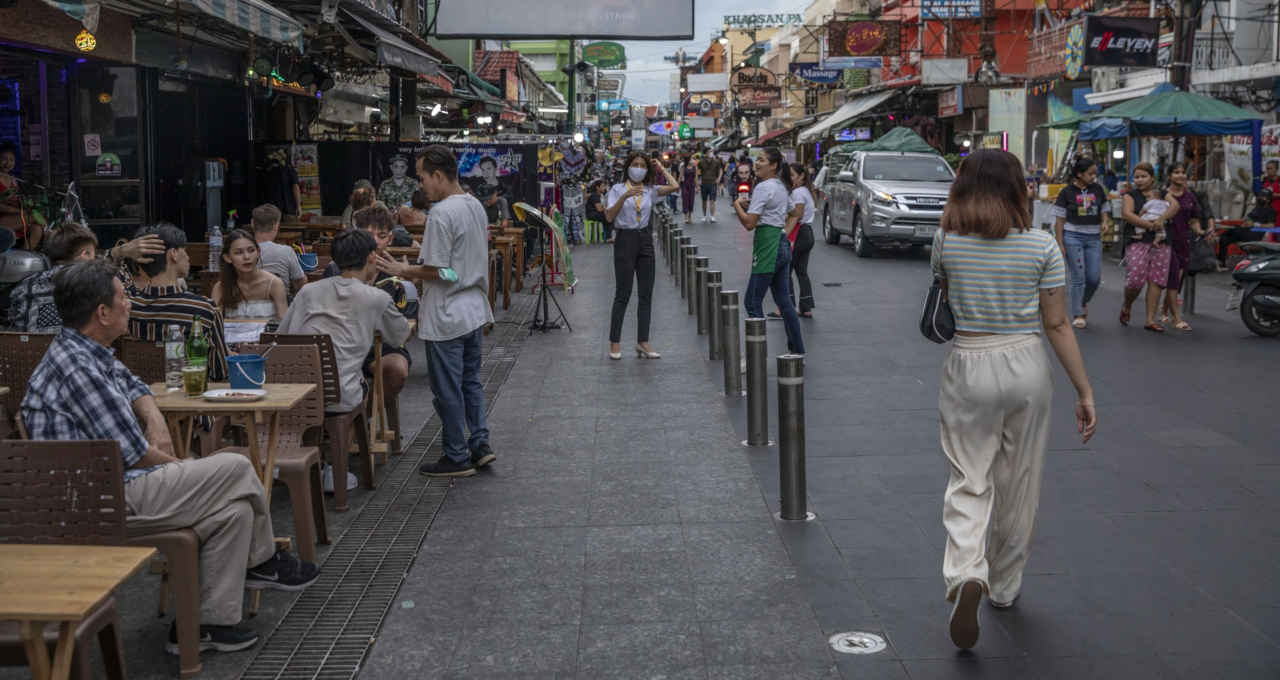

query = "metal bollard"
[694,257,710,333]
[687,253,703,315]
[707,271,723,359]
[682,244,698,302]
[743,317,774,447]
[658,218,667,259]
[677,236,691,283]
[777,354,813,521]
[720,290,744,397]
[669,229,683,275]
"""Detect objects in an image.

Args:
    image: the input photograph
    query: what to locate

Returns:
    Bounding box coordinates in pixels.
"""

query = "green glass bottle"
[185,318,210,367]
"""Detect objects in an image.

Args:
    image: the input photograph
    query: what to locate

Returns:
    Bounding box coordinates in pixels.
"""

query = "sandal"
[1174,321,1193,332]
[766,311,782,319]
[1119,308,1131,326]
[1071,317,1087,329]
[1144,323,1165,333]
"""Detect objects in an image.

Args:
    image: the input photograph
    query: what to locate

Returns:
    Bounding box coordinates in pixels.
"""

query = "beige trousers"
[939,333,1052,604]
[124,453,276,625]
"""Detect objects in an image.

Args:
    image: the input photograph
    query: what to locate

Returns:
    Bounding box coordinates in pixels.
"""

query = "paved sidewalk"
[366,198,1280,680]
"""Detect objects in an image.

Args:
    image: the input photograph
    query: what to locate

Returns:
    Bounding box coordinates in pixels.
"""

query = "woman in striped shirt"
[931,149,1096,650]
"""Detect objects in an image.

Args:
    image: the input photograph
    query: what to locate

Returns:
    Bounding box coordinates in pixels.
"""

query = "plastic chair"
[0,331,56,439]
[233,343,329,561]
[0,440,202,678]
[259,333,372,512]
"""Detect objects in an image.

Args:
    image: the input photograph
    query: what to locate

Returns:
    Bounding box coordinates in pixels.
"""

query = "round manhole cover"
[829,631,887,655]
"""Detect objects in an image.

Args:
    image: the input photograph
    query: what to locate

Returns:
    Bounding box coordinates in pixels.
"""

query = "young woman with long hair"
[1161,162,1204,331]
[932,149,1095,650]
[734,147,804,354]
[785,163,817,317]
[603,151,679,360]
[1051,156,1110,329]
[1118,162,1172,331]
[679,153,698,224]
[211,229,288,320]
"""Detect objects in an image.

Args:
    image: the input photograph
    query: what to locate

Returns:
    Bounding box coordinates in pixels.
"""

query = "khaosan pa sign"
[583,42,626,69]
[723,13,802,29]
[790,63,842,84]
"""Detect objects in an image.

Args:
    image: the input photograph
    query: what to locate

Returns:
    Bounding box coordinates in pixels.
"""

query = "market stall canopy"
[1078,117,1130,141]
[857,127,936,153]
[1095,89,1263,136]
[745,127,795,147]
[93,0,304,48]
[797,91,896,144]
[345,10,439,76]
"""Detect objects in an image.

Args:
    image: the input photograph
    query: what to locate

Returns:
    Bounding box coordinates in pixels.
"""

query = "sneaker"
[989,595,1017,609]
[420,455,476,478]
[321,464,359,494]
[246,549,320,591]
[470,444,497,468]
[949,580,983,649]
[166,621,259,655]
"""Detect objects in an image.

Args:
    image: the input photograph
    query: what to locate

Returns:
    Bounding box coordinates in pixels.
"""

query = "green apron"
[750,224,783,274]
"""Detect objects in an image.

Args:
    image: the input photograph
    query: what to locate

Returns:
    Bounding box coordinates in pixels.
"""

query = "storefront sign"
[95,152,122,177]
[582,42,627,69]
[826,21,902,58]
[737,108,769,118]
[733,67,781,109]
[1226,124,1280,185]
[83,134,102,157]
[1084,16,1160,67]
[835,128,872,141]
[789,63,842,84]
[979,132,1008,150]
[723,13,803,29]
[648,120,679,135]
[677,123,693,140]
[938,86,964,117]
[923,0,981,19]
[597,99,629,112]
[631,129,646,147]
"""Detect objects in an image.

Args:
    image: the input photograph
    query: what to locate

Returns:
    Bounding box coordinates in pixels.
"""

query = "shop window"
[74,65,141,180]
[804,89,818,116]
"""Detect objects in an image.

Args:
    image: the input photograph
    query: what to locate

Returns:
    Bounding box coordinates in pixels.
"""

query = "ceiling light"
[961,139,972,148]
[75,29,96,52]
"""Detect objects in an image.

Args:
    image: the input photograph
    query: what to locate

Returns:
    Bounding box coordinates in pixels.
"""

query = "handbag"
[1187,235,1217,274]
[920,230,956,344]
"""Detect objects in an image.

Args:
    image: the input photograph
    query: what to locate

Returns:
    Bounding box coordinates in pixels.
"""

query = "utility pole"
[567,39,577,135]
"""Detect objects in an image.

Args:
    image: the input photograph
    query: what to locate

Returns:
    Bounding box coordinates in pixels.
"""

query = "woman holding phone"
[604,151,679,360]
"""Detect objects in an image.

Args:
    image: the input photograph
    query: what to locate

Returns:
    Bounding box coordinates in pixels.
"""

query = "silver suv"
[821,151,954,257]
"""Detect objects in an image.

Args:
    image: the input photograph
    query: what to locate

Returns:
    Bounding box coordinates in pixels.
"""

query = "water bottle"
[164,324,185,390]
[208,222,222,272]
[185,319,209,368]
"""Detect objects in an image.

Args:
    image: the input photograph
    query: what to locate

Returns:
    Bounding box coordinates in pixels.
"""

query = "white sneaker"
[321,465,359,494]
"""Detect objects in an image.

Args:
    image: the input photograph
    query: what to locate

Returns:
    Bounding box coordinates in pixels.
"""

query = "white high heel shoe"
[608,347,622,360]
[635,345,661,359]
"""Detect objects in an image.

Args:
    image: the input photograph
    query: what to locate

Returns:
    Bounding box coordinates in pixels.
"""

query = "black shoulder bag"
[920,230,956,344]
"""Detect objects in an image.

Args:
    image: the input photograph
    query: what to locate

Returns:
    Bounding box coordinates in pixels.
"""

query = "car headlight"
[871,191,896,207]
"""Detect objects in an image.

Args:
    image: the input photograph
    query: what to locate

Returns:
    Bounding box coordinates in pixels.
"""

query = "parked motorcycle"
[1228,241,1280,337]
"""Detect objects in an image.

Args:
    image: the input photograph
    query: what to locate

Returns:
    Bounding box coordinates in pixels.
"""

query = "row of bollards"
[654,212,809,521]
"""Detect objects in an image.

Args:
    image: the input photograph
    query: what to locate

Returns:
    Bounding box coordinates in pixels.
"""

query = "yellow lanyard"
[627,182,644,220]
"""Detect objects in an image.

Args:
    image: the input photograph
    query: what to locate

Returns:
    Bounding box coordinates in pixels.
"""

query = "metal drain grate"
[240,295,537,680]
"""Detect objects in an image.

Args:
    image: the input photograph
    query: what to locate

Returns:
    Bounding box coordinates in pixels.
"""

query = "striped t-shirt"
[930,228,1066,334]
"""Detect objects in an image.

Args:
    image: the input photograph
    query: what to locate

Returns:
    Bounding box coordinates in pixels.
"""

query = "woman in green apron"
[733,147,805,354]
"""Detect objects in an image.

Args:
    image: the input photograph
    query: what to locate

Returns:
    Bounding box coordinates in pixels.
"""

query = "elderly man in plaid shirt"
[21,259,318,657]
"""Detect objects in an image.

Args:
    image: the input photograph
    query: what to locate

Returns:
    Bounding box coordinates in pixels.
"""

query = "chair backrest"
[238,343,324,446]
[0,440,126,545]
[186,242,211,268]
[257,333,341,409]
[116,336,167,385]
[0,331,56,422]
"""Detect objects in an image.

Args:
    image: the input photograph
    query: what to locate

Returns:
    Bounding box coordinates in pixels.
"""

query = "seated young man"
[252,203,308,296]
[21,260,317,655]
[278,228,411,417]
[127,223,230,380]
[7,222,98,331]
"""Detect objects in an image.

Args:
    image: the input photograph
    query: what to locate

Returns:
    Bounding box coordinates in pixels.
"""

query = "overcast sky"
[614,1,797,106]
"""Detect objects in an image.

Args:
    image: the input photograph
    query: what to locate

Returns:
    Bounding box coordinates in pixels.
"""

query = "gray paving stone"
[582,580,697,624]
[449,623,579,675]
[577,622,704,676]
[699,615,834,667]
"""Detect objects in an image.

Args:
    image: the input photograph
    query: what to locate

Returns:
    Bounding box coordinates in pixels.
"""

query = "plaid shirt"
[22,327,159,483]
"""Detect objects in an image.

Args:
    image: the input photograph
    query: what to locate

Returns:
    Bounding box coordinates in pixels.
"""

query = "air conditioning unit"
[1092,67,1120,93]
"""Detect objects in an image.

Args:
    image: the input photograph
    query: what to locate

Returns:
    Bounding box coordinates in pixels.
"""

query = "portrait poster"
[370,143,539,215]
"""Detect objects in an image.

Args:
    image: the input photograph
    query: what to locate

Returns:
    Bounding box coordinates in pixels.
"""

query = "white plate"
[202,389,267,403]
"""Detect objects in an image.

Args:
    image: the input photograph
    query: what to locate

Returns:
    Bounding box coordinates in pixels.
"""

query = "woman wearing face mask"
[1161,162,1203,332]
[734,147,805,355]
[1052,157,1110,329]
[1118,162,1172,331]
[211,229,288,320]
[604,151,679,360]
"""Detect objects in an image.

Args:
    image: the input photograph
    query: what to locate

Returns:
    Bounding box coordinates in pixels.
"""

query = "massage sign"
[732,67,782,110]
[1083,16,1160,67]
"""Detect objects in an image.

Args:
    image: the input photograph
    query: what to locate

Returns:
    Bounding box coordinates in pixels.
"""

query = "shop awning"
[798,91,896,143]
[345,10,439,76]
[92,0,304,48]
[745,127,794,147]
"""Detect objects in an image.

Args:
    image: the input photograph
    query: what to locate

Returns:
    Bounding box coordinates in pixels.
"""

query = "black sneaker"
[246,549,320,591]
[166,621,259,655]
[470,444,497,468]
[420,455,476,477]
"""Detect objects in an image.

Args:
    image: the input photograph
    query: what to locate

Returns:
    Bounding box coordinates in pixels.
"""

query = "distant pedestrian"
[1161,162,1204,332]
[604,151,679,360]
[734,147,804,354]
[1052,157,1110,329]
[932,149,1096,650]
[680,154,698,224]
[1118,162,1172,331]
[697,151,723,222]
[771,163,816,318]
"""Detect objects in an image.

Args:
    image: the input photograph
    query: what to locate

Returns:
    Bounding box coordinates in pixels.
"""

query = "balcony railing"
[1192,34,1238,69]
[1027,2,1151,79]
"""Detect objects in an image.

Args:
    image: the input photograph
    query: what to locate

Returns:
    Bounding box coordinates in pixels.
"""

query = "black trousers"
[789,224,816,313]
[610,227,655,343]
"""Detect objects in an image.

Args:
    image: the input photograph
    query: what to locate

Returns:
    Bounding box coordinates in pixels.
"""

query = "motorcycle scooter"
[1228,241,1280,337]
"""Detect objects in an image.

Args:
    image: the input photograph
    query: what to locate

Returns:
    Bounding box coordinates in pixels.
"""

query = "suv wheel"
[853,213,875,258]
[823,209,840,244]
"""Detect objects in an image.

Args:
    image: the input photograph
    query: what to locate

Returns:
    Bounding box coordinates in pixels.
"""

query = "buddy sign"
[732,67,781,109]
[582,42,626,69]
[1084,16,1159,67]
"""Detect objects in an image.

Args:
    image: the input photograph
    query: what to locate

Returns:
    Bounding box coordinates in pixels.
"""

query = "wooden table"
[150,383,313,505]
[491,235,515,309]
[0,544,154,680]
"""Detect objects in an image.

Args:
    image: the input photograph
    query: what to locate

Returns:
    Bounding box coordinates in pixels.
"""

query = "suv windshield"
[861,156,954,182]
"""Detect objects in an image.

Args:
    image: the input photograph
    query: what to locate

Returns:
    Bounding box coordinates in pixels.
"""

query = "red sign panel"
[826,21,902,58]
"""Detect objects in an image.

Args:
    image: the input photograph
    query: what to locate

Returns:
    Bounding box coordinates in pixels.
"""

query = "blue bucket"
[297,252,318,271]
[228,354,266,390]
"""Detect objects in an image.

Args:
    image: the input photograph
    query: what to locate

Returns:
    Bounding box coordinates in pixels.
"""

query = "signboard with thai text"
[826,21,902,58]
[583,42,627,69]
[938,85,963,117]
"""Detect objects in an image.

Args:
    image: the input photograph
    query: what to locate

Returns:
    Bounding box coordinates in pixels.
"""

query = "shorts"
[700,185,718,201]
[1123,241,1171,289]
[362,342,412,378]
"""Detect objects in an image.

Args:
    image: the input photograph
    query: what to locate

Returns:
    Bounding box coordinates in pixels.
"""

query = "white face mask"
[628,167,648,183]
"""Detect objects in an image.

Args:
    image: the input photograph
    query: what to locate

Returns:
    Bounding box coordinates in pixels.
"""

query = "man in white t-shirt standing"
[252,203,307,296]
[376,146,495,477]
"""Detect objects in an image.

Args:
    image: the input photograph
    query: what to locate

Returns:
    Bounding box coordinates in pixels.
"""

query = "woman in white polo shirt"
[733,147,804,355]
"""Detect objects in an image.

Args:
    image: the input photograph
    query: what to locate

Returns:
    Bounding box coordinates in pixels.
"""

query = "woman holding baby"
[1119,161,1173,332]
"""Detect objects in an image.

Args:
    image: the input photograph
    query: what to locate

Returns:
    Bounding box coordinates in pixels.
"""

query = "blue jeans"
[425,327,489,463]
[744,237,805,354]
[1062,230,1102,318]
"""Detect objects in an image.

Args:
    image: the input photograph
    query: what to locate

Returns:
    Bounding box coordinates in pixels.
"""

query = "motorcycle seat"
[1240,242,1280,254]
